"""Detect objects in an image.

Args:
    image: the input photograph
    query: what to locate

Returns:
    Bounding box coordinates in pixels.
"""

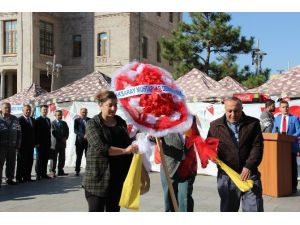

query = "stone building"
[0,12,181,99]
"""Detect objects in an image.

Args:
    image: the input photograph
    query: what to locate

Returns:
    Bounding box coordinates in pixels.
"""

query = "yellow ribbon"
[216,159,254,192]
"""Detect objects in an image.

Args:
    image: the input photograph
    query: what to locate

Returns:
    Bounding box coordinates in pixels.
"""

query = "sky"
[183,12,300,75]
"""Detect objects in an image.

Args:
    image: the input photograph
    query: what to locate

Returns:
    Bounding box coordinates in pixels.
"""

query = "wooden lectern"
[259,133,297,197]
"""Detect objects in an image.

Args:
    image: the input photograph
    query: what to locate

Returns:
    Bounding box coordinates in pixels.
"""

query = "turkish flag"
[207,105,214,115]
[62,109,69,119]
[49,103,56,113]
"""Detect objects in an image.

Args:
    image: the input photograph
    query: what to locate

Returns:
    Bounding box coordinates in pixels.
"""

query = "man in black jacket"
[74,108,90,176]
[0,102,21,186]
[207,97,264,212]
[35,105,52,180]
[51,110,69,176]
[16,105,36,182]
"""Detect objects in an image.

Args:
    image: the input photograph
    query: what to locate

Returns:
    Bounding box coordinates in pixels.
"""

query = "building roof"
[35,71,110,105]
[247,65,300,98]
[175,68,233,102]
[218,76,247,93]
[0,83,47,105]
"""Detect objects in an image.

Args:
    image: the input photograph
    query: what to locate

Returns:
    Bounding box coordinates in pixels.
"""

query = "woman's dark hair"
[95,90,117,105]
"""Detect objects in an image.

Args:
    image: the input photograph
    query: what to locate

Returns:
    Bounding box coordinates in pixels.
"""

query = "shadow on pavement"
[0,174,83,203]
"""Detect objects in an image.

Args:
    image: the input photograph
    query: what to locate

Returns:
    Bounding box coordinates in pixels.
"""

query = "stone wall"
[0,12,180,97]
[94,12,131,76]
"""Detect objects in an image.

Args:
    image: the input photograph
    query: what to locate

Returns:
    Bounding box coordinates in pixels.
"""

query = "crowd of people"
[0,91,299,212]
[0,103,90,186]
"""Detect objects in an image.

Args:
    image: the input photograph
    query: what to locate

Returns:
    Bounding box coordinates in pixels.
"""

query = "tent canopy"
[35,71,110,106]
[175,68,233,102]
[247,65,300,98]
[218,76,247,93]
[0,83,47,105]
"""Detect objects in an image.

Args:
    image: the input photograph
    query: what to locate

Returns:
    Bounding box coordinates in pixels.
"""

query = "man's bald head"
[224,97,243,123]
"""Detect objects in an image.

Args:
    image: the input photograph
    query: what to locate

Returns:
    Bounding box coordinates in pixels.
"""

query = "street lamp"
[46,54,62,91]
[251,40,267,75]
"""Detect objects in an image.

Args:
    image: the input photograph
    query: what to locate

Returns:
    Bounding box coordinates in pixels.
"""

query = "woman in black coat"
[82,90,138,212]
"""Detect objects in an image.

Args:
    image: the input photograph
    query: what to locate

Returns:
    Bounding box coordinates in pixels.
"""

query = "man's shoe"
[24,179,35,182]
[58,172,69,176]
[6,180,17,185]
[75,172,80,176]
[292,188,298,193]
[16,179,23,183]
[41,175,52,179]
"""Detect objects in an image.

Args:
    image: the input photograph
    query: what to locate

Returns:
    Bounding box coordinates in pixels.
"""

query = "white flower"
[128,97,141,108]
[136,64,145,74]
[146,114,157,124]
[127,70,138,80]
[169,112,181,121]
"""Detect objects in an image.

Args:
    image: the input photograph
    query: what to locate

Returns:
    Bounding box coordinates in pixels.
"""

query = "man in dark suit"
[51,110,69,176]
[16,105,36,182]
[272,100,300,193]
[35,105,52,180]
[74,108,90,176]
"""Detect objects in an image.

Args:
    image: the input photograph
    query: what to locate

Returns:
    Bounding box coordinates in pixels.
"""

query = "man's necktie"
[45,118,50,127]
[282,116,287,134]
[27,117,32,127]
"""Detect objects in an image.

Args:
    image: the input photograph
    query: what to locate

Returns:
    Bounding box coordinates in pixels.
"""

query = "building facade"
[0,12,180,99]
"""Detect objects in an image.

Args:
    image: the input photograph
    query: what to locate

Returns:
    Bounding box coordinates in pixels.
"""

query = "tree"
[161,12,254,79]
[210,55,239,80]
[239,65,271,89]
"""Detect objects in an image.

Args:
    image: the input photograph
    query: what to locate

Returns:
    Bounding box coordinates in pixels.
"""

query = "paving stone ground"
[1,166,300,212]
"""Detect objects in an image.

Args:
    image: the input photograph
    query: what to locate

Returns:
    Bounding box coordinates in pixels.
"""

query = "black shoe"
[24,179,35,182]
[41,175,52,179]
[75,172,80,176]
[6,180,17,185]
[16,179,23,183]
[58,172,69,176]
[36,175,41,180]
[292,188,297,193]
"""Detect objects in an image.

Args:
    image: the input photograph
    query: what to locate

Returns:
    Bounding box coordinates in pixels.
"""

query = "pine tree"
[161,12,254,79]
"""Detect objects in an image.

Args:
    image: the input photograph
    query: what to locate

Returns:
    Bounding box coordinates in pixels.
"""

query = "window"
[98,32,108,56]
[73,35,81,57]
[157,42,161,63]
[157,12,161,17]
[40,21,54,56]
[4,20,17,54]
[142,36,148,59]
[169,12,173,23]
[40,71,51,92]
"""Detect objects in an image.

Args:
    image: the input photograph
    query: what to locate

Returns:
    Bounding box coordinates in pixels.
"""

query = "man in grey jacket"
[0,102,22,186]
[260,99,275,133]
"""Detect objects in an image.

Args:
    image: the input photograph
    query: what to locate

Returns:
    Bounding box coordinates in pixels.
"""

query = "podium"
[259,133,296,197]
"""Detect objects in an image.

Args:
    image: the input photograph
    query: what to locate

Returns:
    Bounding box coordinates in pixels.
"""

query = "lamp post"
[46,54,62,91]
[251,40,267,75]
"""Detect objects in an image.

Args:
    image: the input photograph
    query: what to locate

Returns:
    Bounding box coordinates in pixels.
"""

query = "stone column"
[0,71,5,99]
[0,20,3,57]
